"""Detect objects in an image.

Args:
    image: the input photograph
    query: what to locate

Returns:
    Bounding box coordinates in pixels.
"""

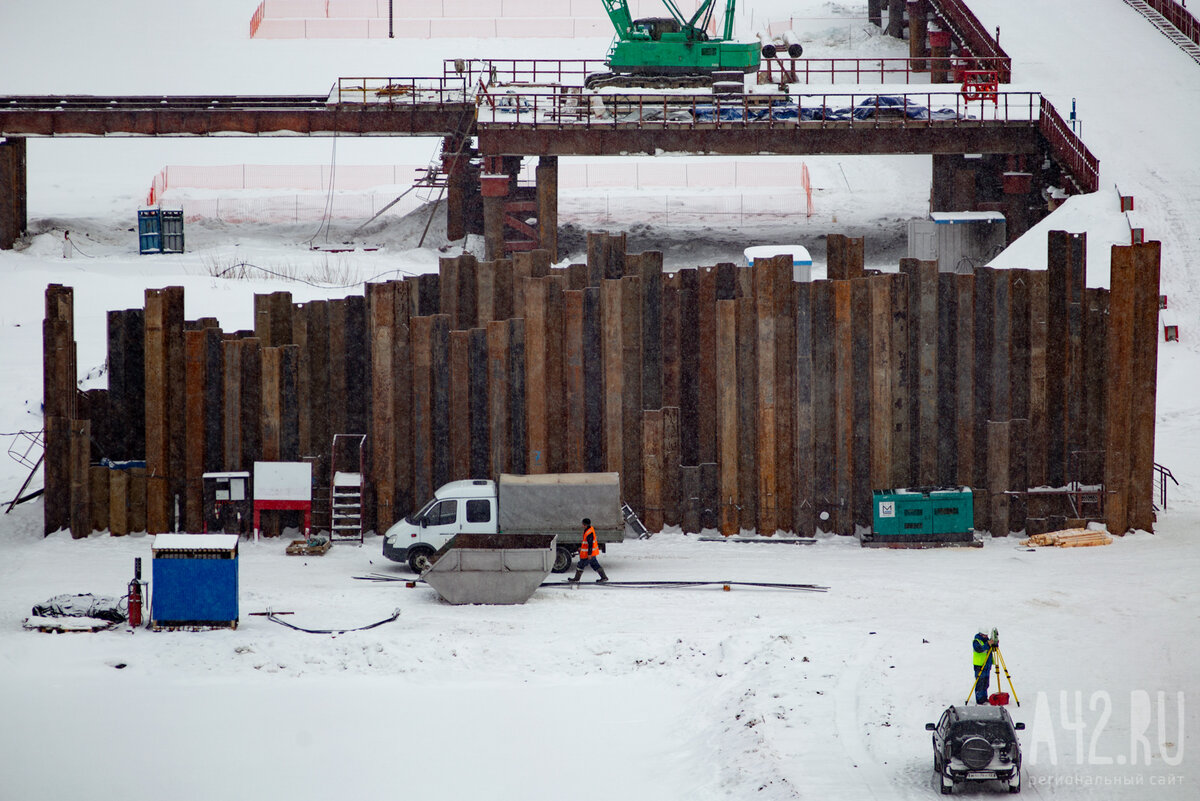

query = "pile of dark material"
[32,593,126,624]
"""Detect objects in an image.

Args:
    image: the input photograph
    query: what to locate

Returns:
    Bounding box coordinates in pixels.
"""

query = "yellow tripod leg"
[995,646,1020,706]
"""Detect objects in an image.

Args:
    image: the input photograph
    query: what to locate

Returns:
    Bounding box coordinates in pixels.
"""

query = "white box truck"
[382,472,624,574]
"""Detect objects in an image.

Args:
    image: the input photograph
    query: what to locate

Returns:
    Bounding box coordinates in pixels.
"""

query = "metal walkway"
[1122,0,1200,66]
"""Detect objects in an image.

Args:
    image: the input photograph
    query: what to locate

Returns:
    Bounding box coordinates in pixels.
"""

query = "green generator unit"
[868,487,974,544]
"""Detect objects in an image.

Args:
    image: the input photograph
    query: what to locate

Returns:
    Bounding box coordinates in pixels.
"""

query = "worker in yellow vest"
[972,627,997,703]
[568,517,609,584]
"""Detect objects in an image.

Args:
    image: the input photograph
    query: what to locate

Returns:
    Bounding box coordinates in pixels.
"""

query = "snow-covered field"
[1,1,1198,799]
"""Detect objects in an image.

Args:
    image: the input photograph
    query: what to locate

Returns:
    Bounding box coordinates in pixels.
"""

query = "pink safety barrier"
[388,18,434,37]
[495,18,576,38]
[255,18,308,37]
[431,17,497,37]
[500,0,549,18]
[442,0,504,19]
[306,18,373,37]
[265,0,328,17]
[327,0,383,18]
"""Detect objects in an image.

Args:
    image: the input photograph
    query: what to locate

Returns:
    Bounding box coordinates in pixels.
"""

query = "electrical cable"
[305,103,340,248]
[540,579,829,592]
[264,607,401,634]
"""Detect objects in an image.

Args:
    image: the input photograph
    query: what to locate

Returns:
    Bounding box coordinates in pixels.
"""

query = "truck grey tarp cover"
[497,472,622,536]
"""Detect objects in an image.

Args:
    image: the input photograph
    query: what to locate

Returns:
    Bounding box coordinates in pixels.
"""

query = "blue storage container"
[150,534,239,629]
[137,209,161,254]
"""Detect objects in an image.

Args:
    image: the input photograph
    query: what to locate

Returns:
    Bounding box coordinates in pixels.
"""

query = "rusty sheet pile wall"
[42,232,1160,540]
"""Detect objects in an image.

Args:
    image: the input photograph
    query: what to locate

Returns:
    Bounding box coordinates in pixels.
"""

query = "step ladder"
[330,434,366,544]
[622,502,651,540]
[5,429,45,513]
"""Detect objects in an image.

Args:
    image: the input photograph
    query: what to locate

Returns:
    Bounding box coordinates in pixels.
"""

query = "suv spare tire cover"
[960,736,994,769]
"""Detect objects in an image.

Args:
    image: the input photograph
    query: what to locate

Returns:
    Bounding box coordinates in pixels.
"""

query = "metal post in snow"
[389,0,393,38]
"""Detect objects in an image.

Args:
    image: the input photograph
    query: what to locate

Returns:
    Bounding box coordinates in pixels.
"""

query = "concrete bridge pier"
[480,154,558,262]
[0,137,27,250]
[931,153,1043,243]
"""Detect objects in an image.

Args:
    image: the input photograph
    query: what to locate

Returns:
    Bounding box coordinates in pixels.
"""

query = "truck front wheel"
[552,546,573,573]
[408,545,435,575]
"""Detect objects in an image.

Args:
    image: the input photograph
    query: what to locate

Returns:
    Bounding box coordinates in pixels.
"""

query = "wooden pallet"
[1022,528,1113,548]
[23,615,117,633]
[286,538,332,556]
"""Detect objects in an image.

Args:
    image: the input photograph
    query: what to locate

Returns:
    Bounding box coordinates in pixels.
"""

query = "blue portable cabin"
[150,534,239,629]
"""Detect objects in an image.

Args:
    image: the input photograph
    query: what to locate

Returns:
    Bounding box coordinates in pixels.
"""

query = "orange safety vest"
[579,525,599,559]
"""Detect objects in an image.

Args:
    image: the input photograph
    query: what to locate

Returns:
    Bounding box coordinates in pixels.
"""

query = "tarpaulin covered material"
[497,473,623,542]
[31,593,126,624]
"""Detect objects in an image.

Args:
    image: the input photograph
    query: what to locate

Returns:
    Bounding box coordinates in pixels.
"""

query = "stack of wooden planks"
[1022,528,1113,547]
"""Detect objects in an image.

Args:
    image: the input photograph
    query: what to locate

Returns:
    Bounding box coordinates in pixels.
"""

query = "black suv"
[926,705,1025,794]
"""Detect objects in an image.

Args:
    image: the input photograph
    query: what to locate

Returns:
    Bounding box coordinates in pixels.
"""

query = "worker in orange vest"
[568,517,608,584]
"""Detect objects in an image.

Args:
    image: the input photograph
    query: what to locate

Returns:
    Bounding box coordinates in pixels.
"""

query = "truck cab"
[382,479,497,573]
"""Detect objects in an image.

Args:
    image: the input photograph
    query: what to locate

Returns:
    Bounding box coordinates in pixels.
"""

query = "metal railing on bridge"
[332,76,470,106]
[475,89,1044,130]
[758,56,1011,85]
[442,57,1014,88]
[1037,96,1100,194]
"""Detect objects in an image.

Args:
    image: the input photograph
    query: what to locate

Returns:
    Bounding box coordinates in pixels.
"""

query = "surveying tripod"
[966,628,1020,707]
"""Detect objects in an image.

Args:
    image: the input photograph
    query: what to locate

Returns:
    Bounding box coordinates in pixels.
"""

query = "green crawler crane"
[586,0,760,89]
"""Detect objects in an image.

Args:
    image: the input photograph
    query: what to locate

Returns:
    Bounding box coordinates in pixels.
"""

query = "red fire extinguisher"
[127,557,143,629]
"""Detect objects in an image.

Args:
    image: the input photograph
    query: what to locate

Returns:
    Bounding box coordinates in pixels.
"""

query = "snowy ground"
[1,1,1199,799]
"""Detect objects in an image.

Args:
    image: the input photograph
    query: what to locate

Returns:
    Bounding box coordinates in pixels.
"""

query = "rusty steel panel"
[1027,270,1047,488]
[582,286,604,473]
[602,280,623,478]
[662,406,682,527]
[620,276,643,515]
[640,251,664,411]
[411,316,433,506]
[955,274,976,488]
[449,329,471,481]
[544,276,566,474]
[793,282,814,536]
[523,279,548,474]
[183,330,206,533]
[774,264,795,534]
[810,281,834,528]
[678,271,699,466]
[833,280,853,536]
[697,266,718,466]
[643,409,664,534]
[716,299,738,536]
[735,295,757,532]
[563,290,585,474]
[869,276,892,493]
[936,273,958,487]
[487,320,511,478]
[850,278,872,529]
[973,267,995,488]
[754,261,777,535]
[1130,242,1161,533]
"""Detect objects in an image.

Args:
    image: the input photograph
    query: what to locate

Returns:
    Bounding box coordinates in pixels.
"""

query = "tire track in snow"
[833,636,897,800]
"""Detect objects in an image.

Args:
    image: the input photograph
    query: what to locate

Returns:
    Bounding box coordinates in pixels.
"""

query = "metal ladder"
[622,502,651,540]
[330,434,366,544]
